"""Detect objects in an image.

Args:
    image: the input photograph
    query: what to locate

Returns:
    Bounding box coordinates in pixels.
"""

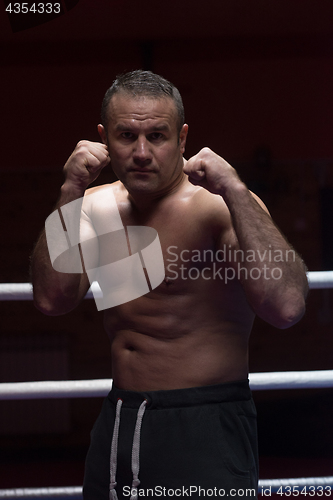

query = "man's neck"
[126,170,187,213]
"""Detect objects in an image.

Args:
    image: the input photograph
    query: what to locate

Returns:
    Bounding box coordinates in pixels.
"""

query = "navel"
[164,276,174,285]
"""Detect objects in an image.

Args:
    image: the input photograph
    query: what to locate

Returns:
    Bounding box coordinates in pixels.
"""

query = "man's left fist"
[183,147,240,196]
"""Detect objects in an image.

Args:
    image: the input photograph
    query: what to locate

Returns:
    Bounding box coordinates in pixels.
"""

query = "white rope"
[0,283,33,301]
[0,271,332,300]
[249,369,333,390]
[0,370,332,400]
[259,476,333,493]
[0,486,82,498]
[0,282,101,301]
[307,270,333,289]
[1,478,333,498]
[0,379,112,400]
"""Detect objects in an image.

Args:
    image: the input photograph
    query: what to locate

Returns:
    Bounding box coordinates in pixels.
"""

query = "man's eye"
[149,133,163,141]
[121,132,134,140]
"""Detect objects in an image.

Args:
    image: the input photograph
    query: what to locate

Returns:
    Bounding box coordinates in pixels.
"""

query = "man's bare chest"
[87,185,229,289]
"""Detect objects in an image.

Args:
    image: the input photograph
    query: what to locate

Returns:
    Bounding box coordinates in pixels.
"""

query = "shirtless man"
[31,71,308,500]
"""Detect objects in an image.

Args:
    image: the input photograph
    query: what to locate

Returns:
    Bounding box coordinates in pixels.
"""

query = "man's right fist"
[63,141,110,191]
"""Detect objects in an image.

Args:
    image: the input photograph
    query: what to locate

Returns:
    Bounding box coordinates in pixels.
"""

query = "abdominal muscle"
[103,278,255,392]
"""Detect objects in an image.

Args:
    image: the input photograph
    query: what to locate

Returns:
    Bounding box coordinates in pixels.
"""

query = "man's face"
[98,93,188,197]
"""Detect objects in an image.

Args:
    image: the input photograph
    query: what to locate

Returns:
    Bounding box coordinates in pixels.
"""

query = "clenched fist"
[183,147,241,196]
[63,141,110,192]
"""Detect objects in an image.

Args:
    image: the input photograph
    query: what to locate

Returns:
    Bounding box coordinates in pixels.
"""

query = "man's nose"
[133,137,152,165]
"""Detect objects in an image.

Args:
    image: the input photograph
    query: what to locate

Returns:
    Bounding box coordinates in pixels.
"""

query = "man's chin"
[124,179,160,196]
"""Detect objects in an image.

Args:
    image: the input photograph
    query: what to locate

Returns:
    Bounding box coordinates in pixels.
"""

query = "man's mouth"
[129,168,156,173]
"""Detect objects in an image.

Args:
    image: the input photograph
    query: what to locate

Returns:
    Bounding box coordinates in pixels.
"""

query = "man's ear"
[179,124,188,154]
[98,124,107,145]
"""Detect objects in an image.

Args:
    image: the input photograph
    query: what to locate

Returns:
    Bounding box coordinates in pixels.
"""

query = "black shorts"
[83,380,259,500]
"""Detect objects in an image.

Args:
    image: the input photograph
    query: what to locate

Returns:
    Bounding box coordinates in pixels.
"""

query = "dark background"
[0,0,333,489]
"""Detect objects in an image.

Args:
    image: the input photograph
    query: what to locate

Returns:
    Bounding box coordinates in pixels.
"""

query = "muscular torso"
[86,177,255,391]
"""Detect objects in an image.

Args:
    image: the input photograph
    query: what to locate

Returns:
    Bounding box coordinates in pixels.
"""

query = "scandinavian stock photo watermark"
[45,186,165,311]
[122,485,256,497]
[122,483,331,498]
[165,245,296,283]
[45,186,295,310]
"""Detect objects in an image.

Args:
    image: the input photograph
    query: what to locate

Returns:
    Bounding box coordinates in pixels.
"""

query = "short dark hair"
[101,70,185,134]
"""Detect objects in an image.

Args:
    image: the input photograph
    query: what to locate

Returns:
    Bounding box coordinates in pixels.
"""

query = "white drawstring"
[130,400,147,500]
[109,398,123,500]
[109,398,147,500]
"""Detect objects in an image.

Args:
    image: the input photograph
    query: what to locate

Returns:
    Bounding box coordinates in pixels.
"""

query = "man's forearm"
[222,181,308,328]
[183,147,307,328]
[31,184,86,316]
[31,141,110,316]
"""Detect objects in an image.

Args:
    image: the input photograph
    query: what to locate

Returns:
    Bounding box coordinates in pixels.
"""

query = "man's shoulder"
[85,181,122,196]
[81,182,124,220]
[172,180,233,245]
[83,181,125,206]
[183,180,231,221]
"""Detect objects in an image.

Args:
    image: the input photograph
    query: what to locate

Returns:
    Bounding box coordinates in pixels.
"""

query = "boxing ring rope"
[1,477,333,498]
[0,271,333,302]
[1,272,332,498]
[0,281,100,301]
[0,487,83,499]
[1,370,333,400]
[1,479,333,499]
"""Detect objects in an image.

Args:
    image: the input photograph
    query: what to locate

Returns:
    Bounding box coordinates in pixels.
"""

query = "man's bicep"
[217,191,270,245]
[218,226,240,266]
[249,190,270,215]
[60,212,98,306]
[215,207,240,272]
[216,191,271,270]
[79,211,100,283]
